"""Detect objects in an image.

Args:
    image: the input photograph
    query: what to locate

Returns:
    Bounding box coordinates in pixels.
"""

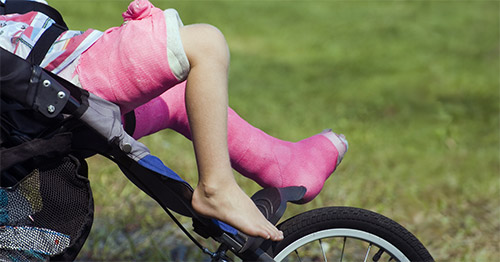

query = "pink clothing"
[76,0,185,113]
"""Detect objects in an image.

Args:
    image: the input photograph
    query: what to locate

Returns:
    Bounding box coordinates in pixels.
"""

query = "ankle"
[198,165,235,184]
[195,182,219,199]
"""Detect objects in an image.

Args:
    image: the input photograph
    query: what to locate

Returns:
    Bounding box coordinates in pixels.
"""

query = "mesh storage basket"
[0,155,93,261]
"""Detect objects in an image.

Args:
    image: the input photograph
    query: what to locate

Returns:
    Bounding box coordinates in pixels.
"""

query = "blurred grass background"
[51,0,499,260]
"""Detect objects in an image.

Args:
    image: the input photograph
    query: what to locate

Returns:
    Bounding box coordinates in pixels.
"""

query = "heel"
[320,129,348,166]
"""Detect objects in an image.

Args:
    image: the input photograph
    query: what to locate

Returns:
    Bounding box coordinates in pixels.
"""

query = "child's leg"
[133,82,348,203]
[179,24,283,241]
[75,0,282,240]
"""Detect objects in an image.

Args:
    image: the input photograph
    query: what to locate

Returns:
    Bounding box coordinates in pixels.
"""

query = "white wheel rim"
[273,228,410,262]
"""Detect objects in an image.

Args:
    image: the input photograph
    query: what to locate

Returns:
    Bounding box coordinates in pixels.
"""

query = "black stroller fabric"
[1,46,94,260]
[0,109,94,261]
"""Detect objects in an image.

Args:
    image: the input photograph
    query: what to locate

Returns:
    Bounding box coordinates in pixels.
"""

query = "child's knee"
[180,24,229,68]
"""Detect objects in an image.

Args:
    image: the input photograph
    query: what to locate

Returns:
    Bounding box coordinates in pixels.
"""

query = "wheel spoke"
[319,239,328,262]
[373,248,384,262]
[294,250,302,262]
[339,237,346,262]
[363,243,372,262]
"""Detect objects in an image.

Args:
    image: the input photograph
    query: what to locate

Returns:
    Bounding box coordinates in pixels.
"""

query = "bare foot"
[192,179,284,241]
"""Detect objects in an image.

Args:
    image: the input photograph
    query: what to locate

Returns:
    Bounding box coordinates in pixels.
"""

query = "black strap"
[0,132,72,172]
[0,2,5,15]
[124,110,136,136]
[2,0,68,28]
[27,23,66,66]
[2,0,68,66]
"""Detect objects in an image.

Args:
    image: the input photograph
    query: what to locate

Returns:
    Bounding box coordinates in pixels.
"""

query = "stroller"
[1,2,435,261]
[0,2,306,261]
[1,45,291,260]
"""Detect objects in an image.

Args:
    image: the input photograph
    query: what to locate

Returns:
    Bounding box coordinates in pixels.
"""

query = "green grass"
[49,0,499,260]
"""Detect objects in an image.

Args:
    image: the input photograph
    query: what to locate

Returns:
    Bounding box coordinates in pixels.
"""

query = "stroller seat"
[0,47,235,261]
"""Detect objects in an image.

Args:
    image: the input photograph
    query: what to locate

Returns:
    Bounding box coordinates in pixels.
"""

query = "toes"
[273,230,284,241]
[264,224,283,241]
[256,223,282,241]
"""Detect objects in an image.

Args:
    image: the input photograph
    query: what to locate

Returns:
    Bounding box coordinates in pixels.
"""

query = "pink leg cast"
[133,82,348,203]
[227,111,348,203]
[76,0,182,114]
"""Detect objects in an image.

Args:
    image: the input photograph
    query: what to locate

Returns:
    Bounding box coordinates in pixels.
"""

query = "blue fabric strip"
[137,154,186,183]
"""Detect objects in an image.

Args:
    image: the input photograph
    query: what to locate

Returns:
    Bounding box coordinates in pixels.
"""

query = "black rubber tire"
[272,206,434,262]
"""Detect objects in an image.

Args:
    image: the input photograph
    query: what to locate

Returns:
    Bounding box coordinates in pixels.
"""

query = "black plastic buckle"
[240,186,306,255]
